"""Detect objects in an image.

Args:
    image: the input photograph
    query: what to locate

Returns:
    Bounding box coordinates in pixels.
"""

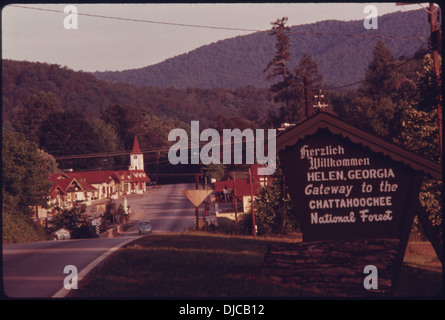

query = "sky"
[2,2,427,72]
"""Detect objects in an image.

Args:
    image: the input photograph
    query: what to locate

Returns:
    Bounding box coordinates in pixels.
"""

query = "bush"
[2,211,49,243]
[49,205,96,239]
[71,224,97,239]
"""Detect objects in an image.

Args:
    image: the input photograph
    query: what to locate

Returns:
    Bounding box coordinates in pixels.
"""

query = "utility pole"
[427,2,442,159]
[195,173,199,230]
[313,89,328,111]
[248,167,256,238]
[233,172,238,228]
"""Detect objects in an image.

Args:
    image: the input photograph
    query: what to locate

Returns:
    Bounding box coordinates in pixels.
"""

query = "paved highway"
[2,183,208,298]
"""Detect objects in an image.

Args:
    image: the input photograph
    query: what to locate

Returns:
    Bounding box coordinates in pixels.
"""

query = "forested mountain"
[93,9,430,89]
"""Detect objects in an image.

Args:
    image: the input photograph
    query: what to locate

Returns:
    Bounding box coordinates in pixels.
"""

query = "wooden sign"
[181,189,213,207]
[266,113,443,295]
[280,128,418,241]
[277,113,442,243]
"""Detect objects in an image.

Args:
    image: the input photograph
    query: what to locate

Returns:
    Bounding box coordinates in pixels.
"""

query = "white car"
[138,220,152,234]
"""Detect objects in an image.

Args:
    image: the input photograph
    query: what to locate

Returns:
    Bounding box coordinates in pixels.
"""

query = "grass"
[69,232,443,299]
[395,241,443,297]
[69,232,304,298]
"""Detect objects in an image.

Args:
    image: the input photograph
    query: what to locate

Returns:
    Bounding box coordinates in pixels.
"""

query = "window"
[134,155,138,159]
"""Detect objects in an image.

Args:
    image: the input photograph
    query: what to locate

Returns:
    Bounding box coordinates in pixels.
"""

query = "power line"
[10,4,428,42]
[53,134,272,161]
[9,4,260,33]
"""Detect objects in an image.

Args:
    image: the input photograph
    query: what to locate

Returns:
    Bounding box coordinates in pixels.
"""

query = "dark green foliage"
[50,205,97,239]
[264,17,292,83]
[101,104,143,149]
[2,210,50,243]
[331,42,442,234]
[38,110,105,170]
[251,167,296,236]
[2,129,54,215]
[2,127,59,243]
[202,163,226,182]
[12,91,63,143]
[361,40,397,97]
[2,60,279,132]
[264,17,295,124]
[264,16,324,125]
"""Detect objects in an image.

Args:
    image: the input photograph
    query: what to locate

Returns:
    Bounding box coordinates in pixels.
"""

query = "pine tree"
[361,40,396,97]
[289,53,324,122]
[264,17,294,124]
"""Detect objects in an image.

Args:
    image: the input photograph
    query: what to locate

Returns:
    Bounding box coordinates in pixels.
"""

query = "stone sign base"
[261,238,401,297]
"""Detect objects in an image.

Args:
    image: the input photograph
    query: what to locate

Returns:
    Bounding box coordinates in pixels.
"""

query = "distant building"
[214,164,269,213]
[47,136,150,210]
[54,228,71,240]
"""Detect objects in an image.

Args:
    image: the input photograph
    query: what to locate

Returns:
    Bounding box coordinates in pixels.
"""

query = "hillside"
[2,59,277,127]
[93,9,430,89]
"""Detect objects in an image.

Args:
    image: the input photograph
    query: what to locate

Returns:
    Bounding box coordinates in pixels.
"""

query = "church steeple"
[131,136,142,154]
[129,136,144,171]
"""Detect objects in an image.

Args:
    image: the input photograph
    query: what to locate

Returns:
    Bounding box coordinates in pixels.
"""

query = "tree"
[264,17,294,124]
[87,117,123,169]
[264,19,324,124]
[105,198,119,225]
[415,53,442,113]
[50,205,97,239]
[341,42,411,141]
[202,163,226,182]
[264,17,292,83]
[253,167,296,235]
[214,114,257,133]
[344,95,405,140]
[393,54,442,236]
[38,110,104,170]
[101,104,143,149]
[2,128,55,217]
[361,40,396,97]
[289,53,324,122]
[12,91,63,143]
[2,128,58,243]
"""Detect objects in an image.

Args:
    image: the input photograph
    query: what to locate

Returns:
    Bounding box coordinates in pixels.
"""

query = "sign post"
[262,113,442,296]
[181,189,213,230]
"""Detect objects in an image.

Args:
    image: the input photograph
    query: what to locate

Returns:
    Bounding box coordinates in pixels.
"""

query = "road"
[2,183,209,299]
[125,183,200,234]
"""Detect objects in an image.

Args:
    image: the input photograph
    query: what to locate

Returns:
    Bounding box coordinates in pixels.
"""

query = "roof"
[130,170,150,182]
[215,178,261,197]
[50,169,150,187]
[48,176,91,196]
[276,112,442,179]
[65,171,117,184]
[115,170,135,182]
[215,164,268,196]
[49,183,66,197]
[131,136,142,154]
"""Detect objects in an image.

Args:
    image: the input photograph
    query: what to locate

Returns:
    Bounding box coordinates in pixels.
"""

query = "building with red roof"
[214,164,270,214]
[47,136,150,210]
[47,172,98,209]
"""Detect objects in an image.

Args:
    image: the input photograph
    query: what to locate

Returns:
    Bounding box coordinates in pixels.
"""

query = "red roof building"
[47,136,150,209]
[214,164,270,213]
